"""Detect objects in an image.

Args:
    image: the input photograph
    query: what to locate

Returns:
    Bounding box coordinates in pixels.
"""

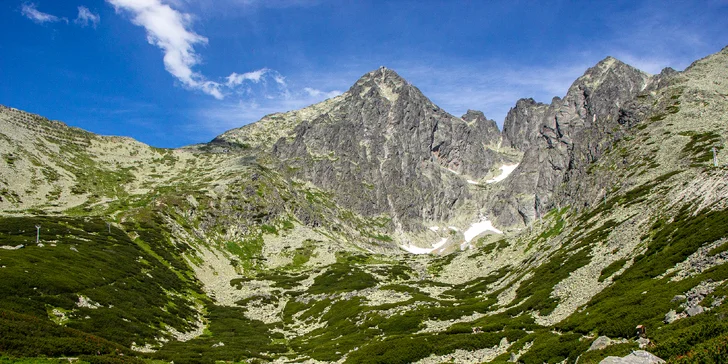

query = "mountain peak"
[591,56,632,73]
[462,109,486,119]
[599,55,619,64]
[461,109,497,128]
[573,55,651,91]
[365,66,407,82]
[348,67,414,102]
[354,67,408,87]
[462,109,501,144]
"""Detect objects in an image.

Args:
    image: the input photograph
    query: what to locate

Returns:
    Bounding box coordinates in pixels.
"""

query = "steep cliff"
[491,57,654,227]
[218,67,511,230]
[501,98,549,151]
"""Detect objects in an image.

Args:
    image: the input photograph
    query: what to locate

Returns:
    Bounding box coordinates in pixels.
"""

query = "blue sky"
[1,0,727,148]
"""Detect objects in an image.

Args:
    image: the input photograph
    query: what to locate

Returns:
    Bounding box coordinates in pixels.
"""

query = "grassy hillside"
[1,49,728,363]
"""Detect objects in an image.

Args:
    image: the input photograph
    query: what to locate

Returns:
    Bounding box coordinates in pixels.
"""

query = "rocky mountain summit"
[218,67,515,231]
[0,47,727,363]
[490,57,654,226]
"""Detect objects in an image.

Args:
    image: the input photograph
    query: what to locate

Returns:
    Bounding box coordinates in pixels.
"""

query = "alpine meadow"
[1,1,728,363]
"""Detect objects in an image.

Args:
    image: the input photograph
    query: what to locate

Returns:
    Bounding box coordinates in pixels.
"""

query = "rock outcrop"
[599,350,665,364]
[461,109,501,147]
[490,57,653,227]
[1,46,728,364]
[501,98,548,151]
[215,47,728,235]
[218,67,509,230]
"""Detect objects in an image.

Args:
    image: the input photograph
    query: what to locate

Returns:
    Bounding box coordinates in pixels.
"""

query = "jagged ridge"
[0,46,727,364]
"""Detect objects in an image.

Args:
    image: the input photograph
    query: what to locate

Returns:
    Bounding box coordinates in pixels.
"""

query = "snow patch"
[467,180,479,184]
[463,219,503,242]
[401,238,449,255]
[404,217,502,254]
[400,245,432,254]
[432,237,448,250]
[486,164,519,184]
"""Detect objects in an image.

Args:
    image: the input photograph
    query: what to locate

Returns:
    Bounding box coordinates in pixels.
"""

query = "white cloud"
[107,0,228,98]
[226,68,269,86]
[193,85,343,136]
[75,6,101,28]
[273,74,287,86]
[108,0,294,100]
[389,60,589,127]
[107,0,217,96]
[189,0,322,16]
[303,87,342,99]
[21,3,66,24]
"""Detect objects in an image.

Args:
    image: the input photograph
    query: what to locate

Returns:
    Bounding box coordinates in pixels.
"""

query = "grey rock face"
[490,57,653,227]
[636,337,651,349]
[215,55,679,231]
[588,336,612,351]
[686,305,705,317]
[264,68,507,229]
[461,109,501,146]
[713,296,725,307]
[501,98,548,151]
[600,350,665,364]
[664,309,682,324]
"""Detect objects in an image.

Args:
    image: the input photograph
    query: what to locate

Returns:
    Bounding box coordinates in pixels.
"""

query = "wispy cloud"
[273,74,287,86]
[107,0,299,100]
[387,59,589,127]
[75,6,100,28]
[189,0,323,16]
[21,3,66,24]
[390,1,728,126]
[226,68,269,86]
[589,1,728,74]
[303,87,342,99]
[222,0,322,8]
[192,84,342,138]
[107,0,341,136]
[107,0,227,98]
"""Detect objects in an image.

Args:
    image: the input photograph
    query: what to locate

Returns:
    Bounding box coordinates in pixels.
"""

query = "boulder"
[599,350,665,364]
[636,337,650,349]
[588,336,612,351]
[686,305,705,317]
[664,310,679,324]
